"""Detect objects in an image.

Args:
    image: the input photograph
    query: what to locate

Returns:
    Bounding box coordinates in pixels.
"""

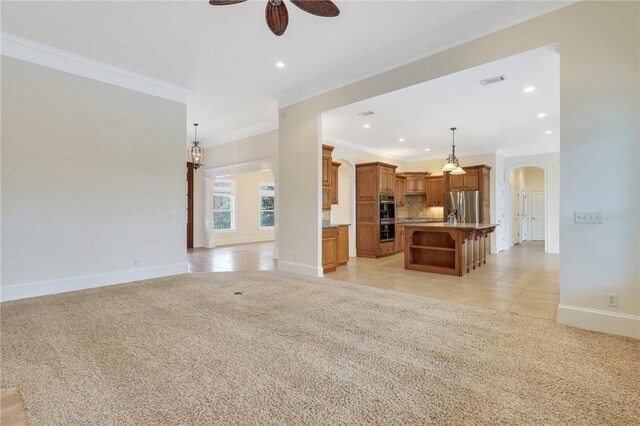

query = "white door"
[521,190,528,241]
[531,190,545,241]
[510,187,521,246]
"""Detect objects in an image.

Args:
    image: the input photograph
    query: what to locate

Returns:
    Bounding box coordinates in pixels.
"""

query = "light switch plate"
[574,211,603,224]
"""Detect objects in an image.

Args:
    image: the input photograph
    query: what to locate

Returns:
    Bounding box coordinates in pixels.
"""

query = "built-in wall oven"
[379,195,395,242]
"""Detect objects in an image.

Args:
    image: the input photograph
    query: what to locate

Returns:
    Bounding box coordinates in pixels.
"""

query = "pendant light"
[441,127,466,175]
[188,123,204,170]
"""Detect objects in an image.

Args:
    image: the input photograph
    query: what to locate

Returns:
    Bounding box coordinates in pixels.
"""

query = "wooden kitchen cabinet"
[322,145,333,187]
[446,167,481,192]
[331,161,341,205]
[448,174,464,191]
[337,225,349,265]
[378,167,395,194]
[463,168,480,191]
[322,144,335,212]
[395,176,406,207]
[425,176,444,207]
[404,172,430,194]
[323,225,350,273]
[356,162,398,258]
[322,227,338,273]
[322,187,331,211]
[394,224,405,253]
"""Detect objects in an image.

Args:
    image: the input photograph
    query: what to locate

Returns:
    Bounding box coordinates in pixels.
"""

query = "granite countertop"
[404,222,499,230]
[396,218,444,224]
[322,223,351,229]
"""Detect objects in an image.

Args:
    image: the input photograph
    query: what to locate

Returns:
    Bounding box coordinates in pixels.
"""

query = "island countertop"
[405,223,498,230]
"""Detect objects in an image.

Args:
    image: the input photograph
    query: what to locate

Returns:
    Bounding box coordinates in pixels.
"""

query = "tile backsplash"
[397,195,444,220]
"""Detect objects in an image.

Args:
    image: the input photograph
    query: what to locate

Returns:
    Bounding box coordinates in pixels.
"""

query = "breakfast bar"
[404,223,498,276]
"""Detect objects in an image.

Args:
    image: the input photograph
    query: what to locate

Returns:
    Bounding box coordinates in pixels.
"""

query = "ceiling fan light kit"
[209,0,340,36]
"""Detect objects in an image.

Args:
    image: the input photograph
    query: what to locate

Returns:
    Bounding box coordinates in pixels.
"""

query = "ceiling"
[322,46,560,160]
[1,1,570,147]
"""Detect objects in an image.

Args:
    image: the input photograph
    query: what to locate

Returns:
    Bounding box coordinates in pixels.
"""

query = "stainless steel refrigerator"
[444,191,481,223]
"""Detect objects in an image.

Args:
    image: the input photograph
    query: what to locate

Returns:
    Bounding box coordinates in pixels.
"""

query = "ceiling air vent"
[479,75,506,86]
[357,111,376,117]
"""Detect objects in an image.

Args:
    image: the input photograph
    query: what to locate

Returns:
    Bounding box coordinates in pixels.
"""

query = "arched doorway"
[504,166,549,252]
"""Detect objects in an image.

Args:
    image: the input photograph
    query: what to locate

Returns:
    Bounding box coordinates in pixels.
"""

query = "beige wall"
[330,166,350,225]
[278,2,639,338]
[509,167,544,190]
[204,130,278,169]
[212,170,275,246]
[1,57,187,299]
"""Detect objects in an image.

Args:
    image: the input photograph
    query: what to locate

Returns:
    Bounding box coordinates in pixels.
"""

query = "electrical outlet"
[607,293,618,307]
[134,258,141,267]
[574,211,603,224]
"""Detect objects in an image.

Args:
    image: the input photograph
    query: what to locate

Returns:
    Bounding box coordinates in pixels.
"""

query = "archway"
[503,164,557,254]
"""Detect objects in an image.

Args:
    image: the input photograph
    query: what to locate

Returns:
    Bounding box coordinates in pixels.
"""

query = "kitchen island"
[404,223,497,276]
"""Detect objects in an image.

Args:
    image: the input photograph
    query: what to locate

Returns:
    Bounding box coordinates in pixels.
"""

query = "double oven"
[379,195,395,243]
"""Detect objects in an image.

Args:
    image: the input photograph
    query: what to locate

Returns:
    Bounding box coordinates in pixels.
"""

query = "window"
[213,179,235,231]
[259,183,275,229]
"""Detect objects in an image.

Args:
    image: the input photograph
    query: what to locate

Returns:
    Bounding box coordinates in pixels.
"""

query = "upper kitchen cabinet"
[331,161,341,205]
[322,145,334,188]
[395,175,406,207]
[425,176,444,207]
[403,172,431,194]
[379,166,396,195]
[357,163,396,197]
[321,144,336,212]
[444,165,488,192]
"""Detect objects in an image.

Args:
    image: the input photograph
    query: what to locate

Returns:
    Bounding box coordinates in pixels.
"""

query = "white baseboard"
[557,304,640,339]
[0,263,189,302]
[277,260,322,277]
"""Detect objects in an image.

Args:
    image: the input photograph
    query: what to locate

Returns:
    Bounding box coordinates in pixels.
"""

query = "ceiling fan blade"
[265,0,289,36]
[290,0,340,17]
[208,0,247,5]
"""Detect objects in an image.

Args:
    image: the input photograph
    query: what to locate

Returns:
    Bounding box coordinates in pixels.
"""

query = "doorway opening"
[506,167,546,248]
[330,156,356,257]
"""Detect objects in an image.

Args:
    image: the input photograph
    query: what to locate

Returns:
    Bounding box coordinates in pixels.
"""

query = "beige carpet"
[1,272,639,425]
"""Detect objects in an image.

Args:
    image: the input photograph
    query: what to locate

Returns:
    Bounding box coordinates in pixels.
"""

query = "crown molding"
[323,135,407,162]
[205,119,279,147]
[273,1,575,108]
[1,32,191,104]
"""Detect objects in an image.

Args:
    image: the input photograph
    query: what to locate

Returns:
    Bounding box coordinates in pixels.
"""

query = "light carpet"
[1,271,639,425]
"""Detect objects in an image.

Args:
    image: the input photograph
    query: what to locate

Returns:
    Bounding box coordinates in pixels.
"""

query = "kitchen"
[318,45,560,319]
[321,147,496,278]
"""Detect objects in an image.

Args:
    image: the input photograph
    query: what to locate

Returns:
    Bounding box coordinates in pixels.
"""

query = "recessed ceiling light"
[398,138,405,142]
[276,62,285,68]
[537,113,547,118]
[363,124,370,129]
[523,86,536,93]
[545,130,553,134]
[424,148,431,152]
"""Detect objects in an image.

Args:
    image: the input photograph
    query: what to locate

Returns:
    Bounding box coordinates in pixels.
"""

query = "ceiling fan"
[209,0,340,36]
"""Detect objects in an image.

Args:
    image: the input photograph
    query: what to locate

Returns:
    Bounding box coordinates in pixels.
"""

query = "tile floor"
[326,241,559,320]
[188,240,559,320]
